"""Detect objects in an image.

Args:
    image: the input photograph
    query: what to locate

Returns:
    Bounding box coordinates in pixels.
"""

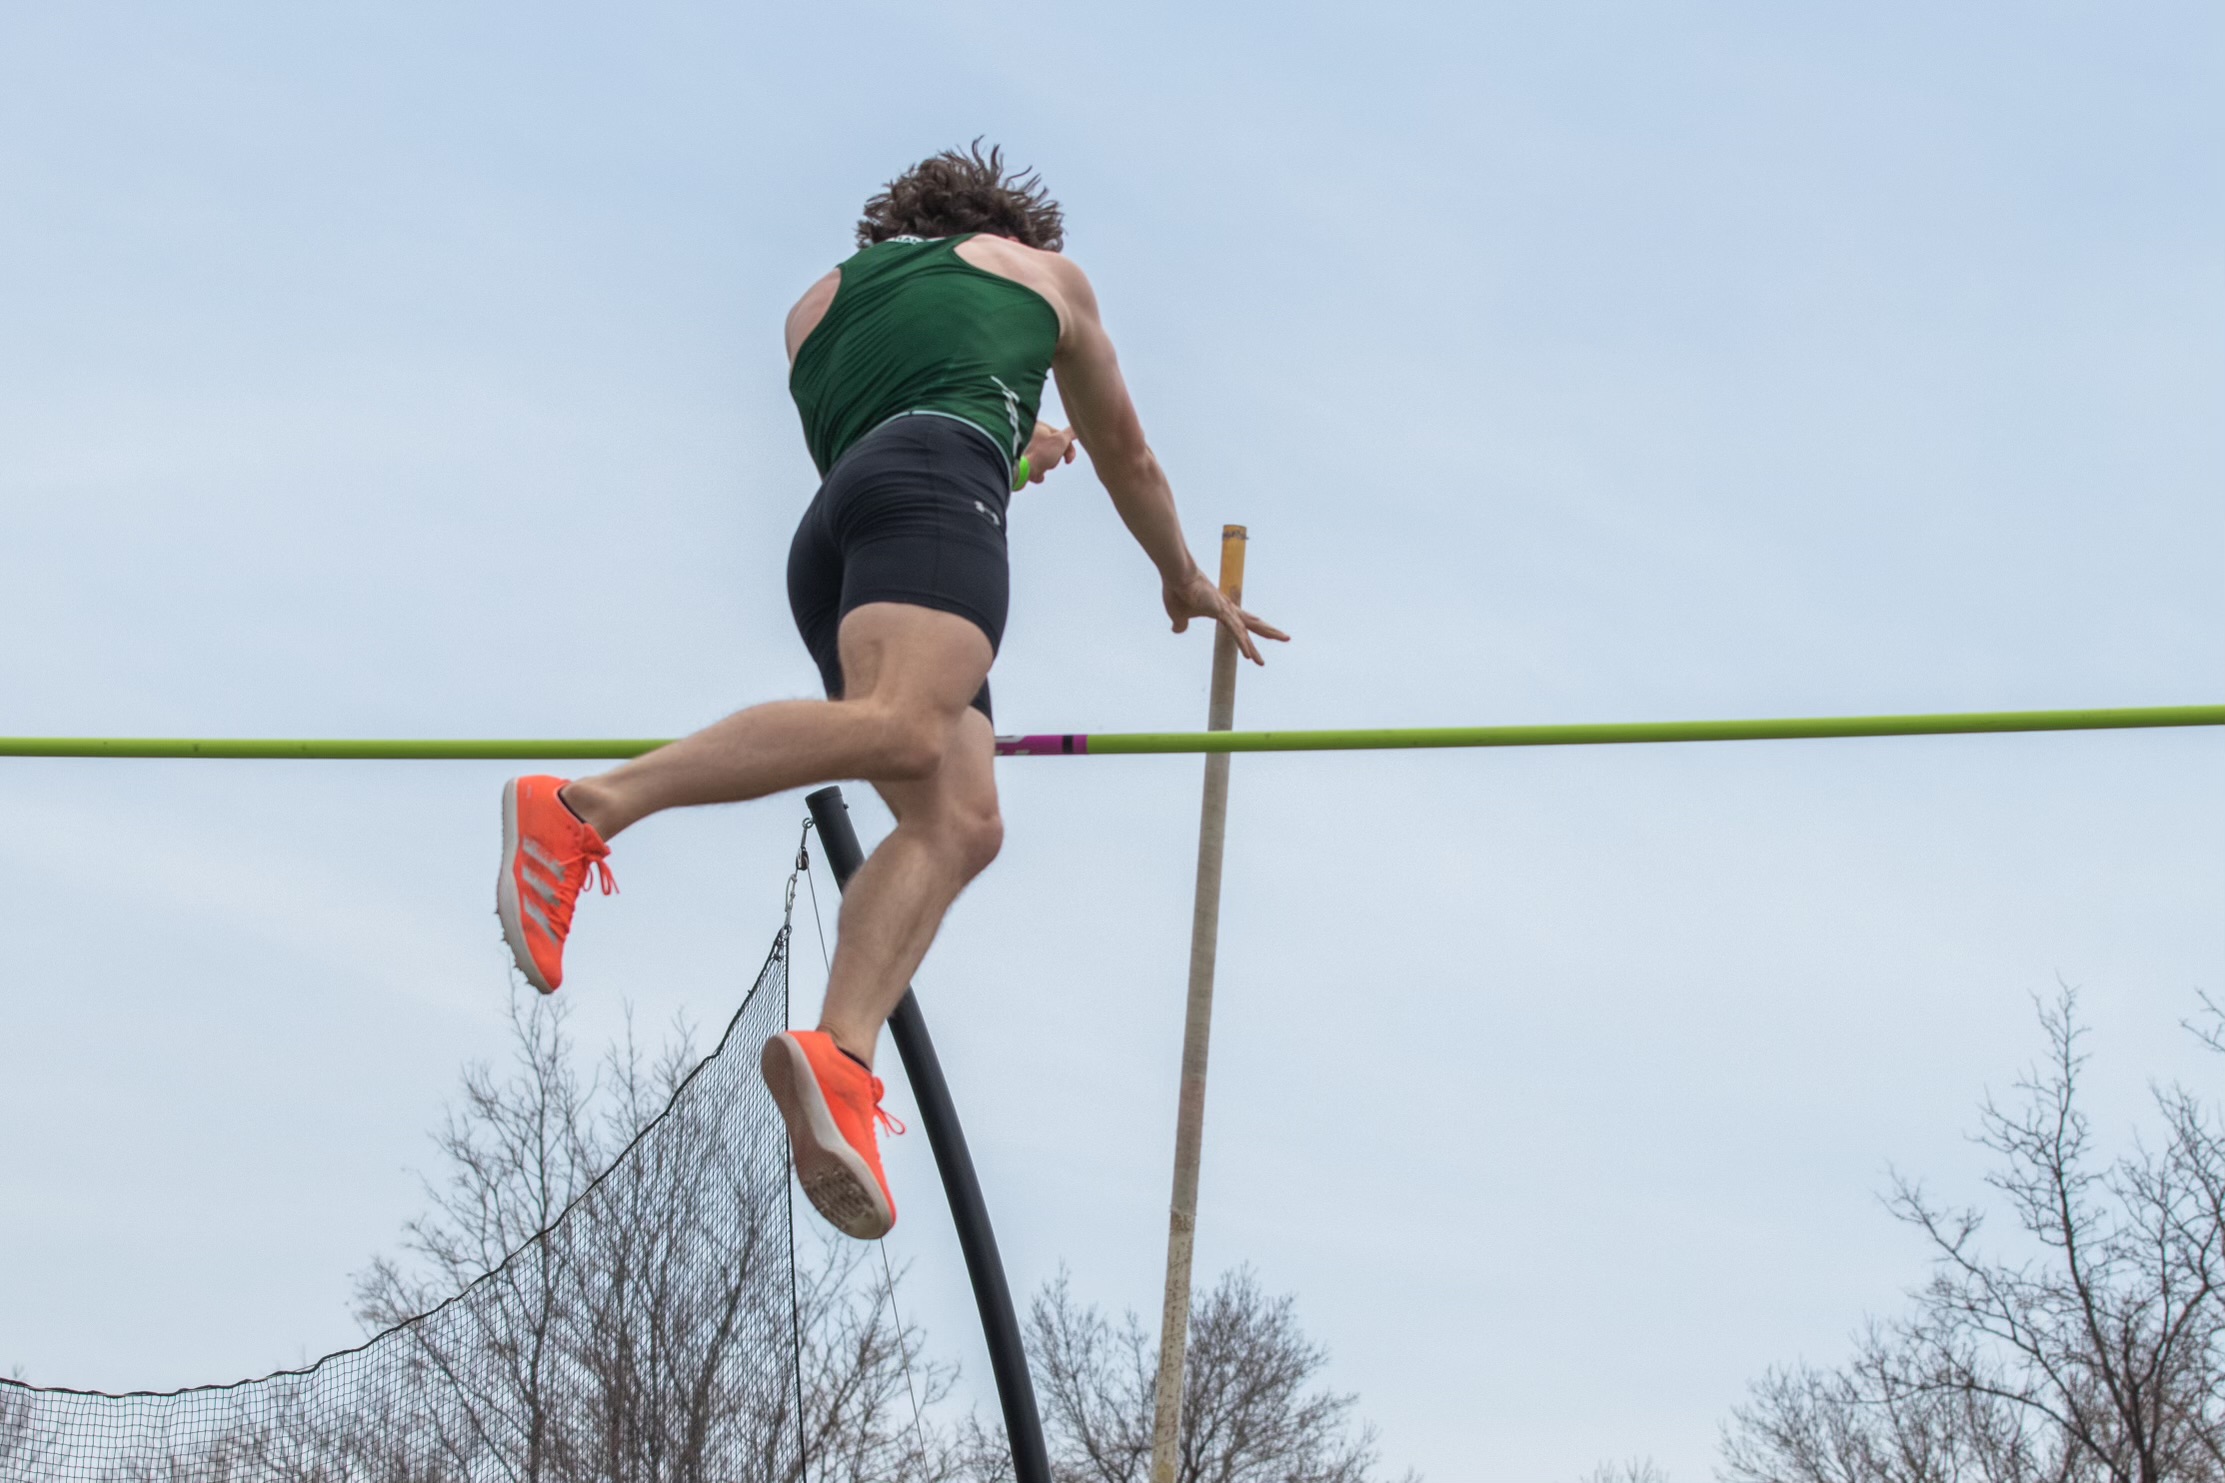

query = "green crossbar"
[1,705,2221,762]
[1070,704,2225,755]
[0,738,670,760]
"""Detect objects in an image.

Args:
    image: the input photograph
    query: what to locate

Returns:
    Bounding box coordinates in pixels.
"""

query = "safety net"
[0,928,803,1483]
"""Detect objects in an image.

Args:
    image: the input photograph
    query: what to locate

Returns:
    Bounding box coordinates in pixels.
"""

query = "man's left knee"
[950,805,1004,878]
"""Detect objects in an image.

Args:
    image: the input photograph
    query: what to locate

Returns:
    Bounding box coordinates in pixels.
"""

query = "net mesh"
[1,928,804,1483]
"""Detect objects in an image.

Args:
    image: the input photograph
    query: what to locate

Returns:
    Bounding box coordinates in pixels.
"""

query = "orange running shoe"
[496,776,615,995]
[761,1030,903,1239]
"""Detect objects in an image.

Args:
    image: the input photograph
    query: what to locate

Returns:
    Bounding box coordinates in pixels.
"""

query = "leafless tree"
[8,982,1410,1483]
[355,990,963,1483]
[1724,1323,2060,1483]
[1576,1461,1673,1483]
[0,1375,61,1483]
[1723,989,2225,1483]
[991,1267,1412,1483]
[791,1233,964,1483]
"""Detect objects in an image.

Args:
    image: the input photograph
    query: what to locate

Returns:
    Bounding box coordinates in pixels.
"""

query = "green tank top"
[789,234,1062,478]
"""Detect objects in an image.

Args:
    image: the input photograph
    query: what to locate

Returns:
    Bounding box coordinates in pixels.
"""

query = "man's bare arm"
[1046,258,1288,663]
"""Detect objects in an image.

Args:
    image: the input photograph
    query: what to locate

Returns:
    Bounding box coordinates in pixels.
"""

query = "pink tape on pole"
[994,733,1088,757]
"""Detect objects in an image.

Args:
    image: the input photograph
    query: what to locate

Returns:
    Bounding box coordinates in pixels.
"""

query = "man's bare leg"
[560,604,992,841]
[556,602,998,1066]
[816,705,1001,1064]
[756,705,999,1235]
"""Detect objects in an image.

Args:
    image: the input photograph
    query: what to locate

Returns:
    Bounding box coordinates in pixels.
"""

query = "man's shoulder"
[954,236,1091,331]
[959,234,1085,282]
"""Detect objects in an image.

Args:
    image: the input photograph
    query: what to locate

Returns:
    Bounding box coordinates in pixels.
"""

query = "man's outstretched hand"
[1163,567,1290,665]
[1043,421,1286,661]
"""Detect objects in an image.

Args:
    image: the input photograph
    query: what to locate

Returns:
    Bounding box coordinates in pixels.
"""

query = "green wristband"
[1011,455,1032,492]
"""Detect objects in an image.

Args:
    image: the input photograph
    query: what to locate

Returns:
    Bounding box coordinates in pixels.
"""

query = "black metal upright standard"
[802,785,1051,1483]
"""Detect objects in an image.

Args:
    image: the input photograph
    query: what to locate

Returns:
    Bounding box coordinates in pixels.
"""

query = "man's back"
[788,234,1060,479]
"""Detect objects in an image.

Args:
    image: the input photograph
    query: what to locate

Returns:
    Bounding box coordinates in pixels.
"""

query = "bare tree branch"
[1013,1266,1412,1483]
[1726,987,2225,1483]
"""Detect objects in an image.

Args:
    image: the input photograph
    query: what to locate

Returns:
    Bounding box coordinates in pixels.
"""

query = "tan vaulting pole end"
[1148,524,1248,1483]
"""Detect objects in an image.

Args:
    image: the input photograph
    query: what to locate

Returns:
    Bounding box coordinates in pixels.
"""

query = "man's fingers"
[1240,607,1291,643]
[1222,603,1287,664]
[1169,586,1285,664]
[1219,607,1264,664]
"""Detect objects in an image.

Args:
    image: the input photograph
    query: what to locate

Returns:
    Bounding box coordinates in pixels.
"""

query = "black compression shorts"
[786,414,1011,722]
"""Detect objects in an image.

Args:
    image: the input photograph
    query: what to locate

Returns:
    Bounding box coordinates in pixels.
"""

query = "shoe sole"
[760,1034,894,1240]
[496,780,556,995]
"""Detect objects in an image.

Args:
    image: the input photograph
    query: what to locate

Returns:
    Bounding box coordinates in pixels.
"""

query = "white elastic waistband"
[864,409,1014,482]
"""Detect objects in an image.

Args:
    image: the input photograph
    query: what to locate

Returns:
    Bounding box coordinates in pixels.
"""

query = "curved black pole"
[803,786,1051,1483]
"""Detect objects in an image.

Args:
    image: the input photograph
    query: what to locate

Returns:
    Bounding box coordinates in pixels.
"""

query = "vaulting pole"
[1148,525,1249,1483]
[803,786,1051,1483]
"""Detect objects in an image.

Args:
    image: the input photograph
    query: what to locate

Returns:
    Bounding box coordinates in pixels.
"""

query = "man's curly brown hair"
[856,141,1064,251]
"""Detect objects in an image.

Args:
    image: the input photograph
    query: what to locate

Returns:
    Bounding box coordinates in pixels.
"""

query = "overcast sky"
[3,4,2222,1478]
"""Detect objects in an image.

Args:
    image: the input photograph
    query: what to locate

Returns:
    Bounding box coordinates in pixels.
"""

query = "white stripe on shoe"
[496,780,555,995]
